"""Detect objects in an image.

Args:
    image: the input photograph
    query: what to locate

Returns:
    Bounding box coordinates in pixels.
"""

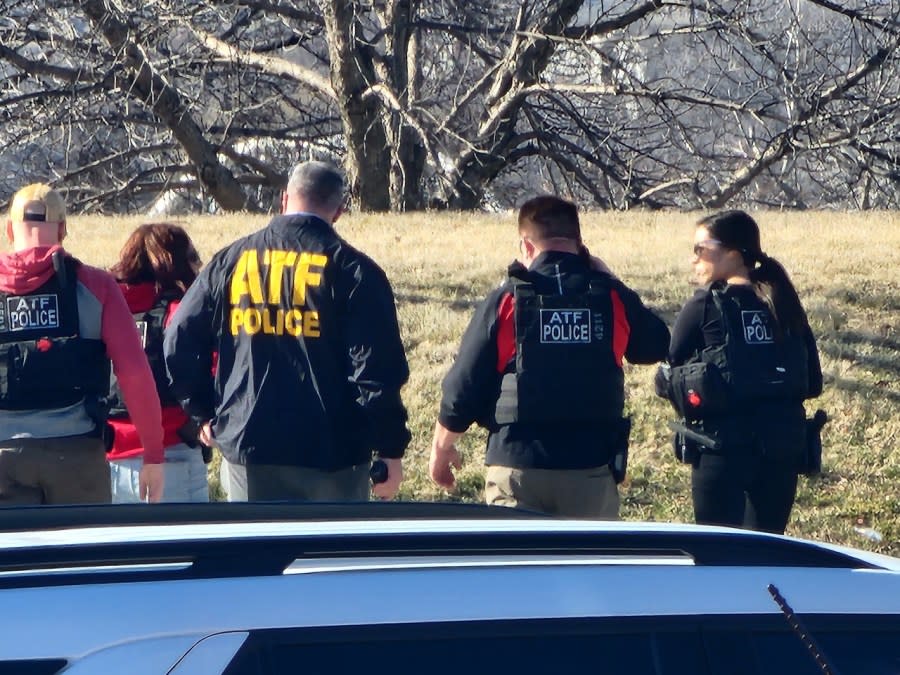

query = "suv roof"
[1,503,899,674]
[1,503,895,583]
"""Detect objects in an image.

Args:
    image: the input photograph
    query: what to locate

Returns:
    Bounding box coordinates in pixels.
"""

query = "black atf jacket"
[164,214,411,470]
[439,251,670,470]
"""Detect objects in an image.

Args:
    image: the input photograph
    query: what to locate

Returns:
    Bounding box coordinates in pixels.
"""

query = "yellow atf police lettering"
[284,309,303,336]
[230,251,264,304]
[231,307,321,337]
[229,249,328,338]
[264,250,298,303]
[293,253,328,305]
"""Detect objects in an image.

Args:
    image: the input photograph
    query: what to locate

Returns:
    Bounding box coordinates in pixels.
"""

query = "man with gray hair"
[164,161,410,501]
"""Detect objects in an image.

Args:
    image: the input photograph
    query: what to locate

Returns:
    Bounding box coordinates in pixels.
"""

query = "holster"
[608,417,631,484]
[800,409,828,476]
[177,418,214,464]
[672,430,698,465]
[668,419,720,464]
[101,422,115,453]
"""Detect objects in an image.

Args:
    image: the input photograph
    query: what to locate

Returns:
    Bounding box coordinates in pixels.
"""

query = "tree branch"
[189,28,337,100]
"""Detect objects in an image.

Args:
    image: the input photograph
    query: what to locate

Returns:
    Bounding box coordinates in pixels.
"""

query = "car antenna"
[767,583,840,675]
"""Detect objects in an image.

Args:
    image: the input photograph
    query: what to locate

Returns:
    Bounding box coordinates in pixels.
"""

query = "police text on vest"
[540,309,591,344]
[4,295,60,332]
[741,310,774,344]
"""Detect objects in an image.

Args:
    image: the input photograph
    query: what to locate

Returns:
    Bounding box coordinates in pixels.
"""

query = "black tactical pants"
[691,449,798,534]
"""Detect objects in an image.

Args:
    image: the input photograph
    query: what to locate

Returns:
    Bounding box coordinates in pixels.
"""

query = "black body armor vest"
[0,254,109,414]
[494,273,624,425]
[668,286,809,419]
[108,291,180,418]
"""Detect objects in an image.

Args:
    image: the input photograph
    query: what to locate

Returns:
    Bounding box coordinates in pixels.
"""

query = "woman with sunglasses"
[107,223,210,503]
[661,210,822,533]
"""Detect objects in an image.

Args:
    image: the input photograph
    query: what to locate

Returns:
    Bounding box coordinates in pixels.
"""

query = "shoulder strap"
[52,250,68,289]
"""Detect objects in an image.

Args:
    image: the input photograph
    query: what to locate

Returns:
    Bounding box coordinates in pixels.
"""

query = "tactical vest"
[0,254,110,416]
[668,285,809,419]
[108,291,181,418]
[494,274,625,425]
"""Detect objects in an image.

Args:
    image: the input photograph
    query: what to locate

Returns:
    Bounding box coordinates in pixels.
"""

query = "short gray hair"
[286,161,346,212]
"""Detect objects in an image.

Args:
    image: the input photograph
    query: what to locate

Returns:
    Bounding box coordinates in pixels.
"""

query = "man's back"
[165,214,410,472]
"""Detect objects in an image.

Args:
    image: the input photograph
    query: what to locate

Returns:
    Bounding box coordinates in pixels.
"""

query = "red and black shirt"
[439,251,670,470]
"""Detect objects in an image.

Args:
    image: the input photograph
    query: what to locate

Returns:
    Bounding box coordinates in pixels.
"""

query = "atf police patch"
[540,309,591,344]
[1,295,60,333]
[741,310,774,344]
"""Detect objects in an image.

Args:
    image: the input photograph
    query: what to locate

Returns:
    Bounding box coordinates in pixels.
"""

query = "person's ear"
[331,204,344,225]
[281,191,288,214]
[521,236,536,260]
[6,220,13,244]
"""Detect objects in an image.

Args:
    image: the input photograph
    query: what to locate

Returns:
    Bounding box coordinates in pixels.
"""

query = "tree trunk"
[81,0,248,211]
[322,1,392,212]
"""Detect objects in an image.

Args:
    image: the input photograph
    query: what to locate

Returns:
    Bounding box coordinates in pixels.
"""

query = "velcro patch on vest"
[540,309,592,344]
[741,310,774,344]
[135,319,149,348]
[0,294,60,333]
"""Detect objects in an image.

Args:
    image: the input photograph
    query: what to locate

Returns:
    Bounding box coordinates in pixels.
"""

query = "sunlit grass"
[50,209,900,554]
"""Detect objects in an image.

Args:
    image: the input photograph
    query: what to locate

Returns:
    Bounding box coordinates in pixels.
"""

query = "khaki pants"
[485,465,619,519]
[0,435,111,505]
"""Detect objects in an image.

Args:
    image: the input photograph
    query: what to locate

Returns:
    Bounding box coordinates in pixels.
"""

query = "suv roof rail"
[0,507,881,590]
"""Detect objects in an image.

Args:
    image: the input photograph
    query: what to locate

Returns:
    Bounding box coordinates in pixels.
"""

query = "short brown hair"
[110,223,201,293]
[517,196,581,242]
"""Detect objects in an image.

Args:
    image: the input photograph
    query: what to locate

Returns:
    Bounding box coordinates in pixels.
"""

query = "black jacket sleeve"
[438,289,505,433]
[668,290,708,365]
[163,266,217,422]
[804,326,823,398]
[614,281,671,365]
[342,259,411,458]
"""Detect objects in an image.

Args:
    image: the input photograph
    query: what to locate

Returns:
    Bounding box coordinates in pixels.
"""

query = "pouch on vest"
[494,279,623,425]
[0,335,109,410]
[667,354,731,419]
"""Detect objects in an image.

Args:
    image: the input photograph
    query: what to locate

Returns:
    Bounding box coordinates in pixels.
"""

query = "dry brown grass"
[56,209,900,553]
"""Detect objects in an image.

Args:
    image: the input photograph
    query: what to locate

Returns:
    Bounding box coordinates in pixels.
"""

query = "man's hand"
[198,421,215,448]
[372,457,403,500]
[429,422,464,489]
[139,463,165,503]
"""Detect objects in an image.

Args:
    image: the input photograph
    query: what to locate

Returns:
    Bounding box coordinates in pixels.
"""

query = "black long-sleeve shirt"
[439,252,670,469]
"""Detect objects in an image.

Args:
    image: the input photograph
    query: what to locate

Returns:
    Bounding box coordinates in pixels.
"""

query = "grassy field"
[56,209,900,554]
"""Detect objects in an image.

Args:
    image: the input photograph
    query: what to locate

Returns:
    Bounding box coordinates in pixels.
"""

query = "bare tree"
[0,0,897,213]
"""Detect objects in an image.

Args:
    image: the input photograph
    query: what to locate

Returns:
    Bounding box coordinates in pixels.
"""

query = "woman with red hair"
[107,223,209,502]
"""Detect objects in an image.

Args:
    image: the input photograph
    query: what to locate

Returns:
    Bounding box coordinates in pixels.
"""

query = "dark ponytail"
[750,254,809,336]
[698,210,809,337]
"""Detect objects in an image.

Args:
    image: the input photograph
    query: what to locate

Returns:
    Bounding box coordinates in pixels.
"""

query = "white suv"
[1,503,899,675]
